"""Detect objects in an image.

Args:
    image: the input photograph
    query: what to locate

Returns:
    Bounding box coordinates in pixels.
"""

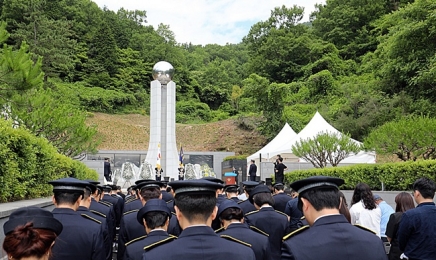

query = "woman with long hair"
[349,183,382,236]
[3,207,62,260]
[386,192,415,260]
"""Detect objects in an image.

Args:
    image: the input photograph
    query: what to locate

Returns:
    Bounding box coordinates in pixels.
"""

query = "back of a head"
[140,187,161,201]
[54,192,82,206]
[219,207,243,222]
[351,183,376,210]
[413,177,436,199]
[144,211,169,230]
[274,184,285,192]
[175,193,216,223]
[300,187,341,211]
[395,192,415,213]
[3,223,57,259]
[253,192,274,207]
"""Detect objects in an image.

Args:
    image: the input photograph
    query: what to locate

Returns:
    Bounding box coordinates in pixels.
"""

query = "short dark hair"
[251,160,255,163]
[299,187,340,211]
[166,186,172,193]
[143,211,169,229]
[219,207,243,221]
[279,157,283,162]
[413,177,436,199]
[53,192,82,205]
[140,187,161,202]
[175,193,216,222]
[83,189,91,200]
[253,193,274,207]
[274,185,284,191]
[244,186,256,194]
[226,187,238,193]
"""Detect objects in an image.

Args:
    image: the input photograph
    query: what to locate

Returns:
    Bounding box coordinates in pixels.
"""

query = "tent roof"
[247,123,297,161]
[271,112,371,162]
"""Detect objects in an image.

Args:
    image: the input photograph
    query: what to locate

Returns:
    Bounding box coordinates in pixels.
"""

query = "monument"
[145,61,179,180]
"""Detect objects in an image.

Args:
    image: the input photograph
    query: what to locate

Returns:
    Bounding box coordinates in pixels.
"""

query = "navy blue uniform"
[273,193,293,213]
[245,206,289,260]
[51,208,105,260]
[142,226,255,260]
[218,223,270,260]
[118,209,146,260]
[125,230,175,260]
[398,202,436,259]
[282,214,387,260]
[102,194,122,226]
[166,199,175,213]
[284,198,304,231]
[167,212,182,236]
[90,198,115,241]
[161,191,173,202]
[238,199,257,215]
[230,197,241,203]
[123,199,142,213]
[77,206,112,260]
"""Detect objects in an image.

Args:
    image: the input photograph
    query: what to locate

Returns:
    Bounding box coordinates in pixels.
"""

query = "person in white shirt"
[350,183,382,237]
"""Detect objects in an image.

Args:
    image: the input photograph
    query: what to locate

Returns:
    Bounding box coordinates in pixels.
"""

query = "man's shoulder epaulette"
[275,210,289,217]
[143,236,176,251]
[166,200,173,204]
[123,209,139,216]
[90,209,106,218]
[244,210,259,216]
[81,213,102,224]
[125,235,147,246]
[171,212,176,216]
[249,226,269,236]
[99,200,112,207]
[220,235,251,247]
[282,225,309,241]
[354,224,377,235]
[237,200,246,204]
[125,198,136,204]
[214,227,224,233]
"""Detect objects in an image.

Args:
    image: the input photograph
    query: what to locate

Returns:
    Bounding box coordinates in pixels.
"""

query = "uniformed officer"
[87,181,116,242]
[142,179,256,260]
[124,199,176,260]
[77,182,112,260]
[238,181,260,215]
[245,184,289,259]
[101,185,122,228]
[224,184,241,203]
[272,183,293,213]
[281,176,387,260]
[49,177,105,260]
[216,200,270,260]
[201,176,225,230]
[284,190,304,232]
[123,184,145,213]
[160,181,174,202]
[118,180,162,260]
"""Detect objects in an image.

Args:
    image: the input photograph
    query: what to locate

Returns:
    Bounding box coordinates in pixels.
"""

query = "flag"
[179,146,184,167]
[156,142,161,170]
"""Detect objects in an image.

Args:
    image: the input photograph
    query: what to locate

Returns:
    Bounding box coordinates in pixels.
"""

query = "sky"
[92,0,325,46]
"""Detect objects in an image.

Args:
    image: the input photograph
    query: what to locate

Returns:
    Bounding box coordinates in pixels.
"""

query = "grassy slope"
[86,113,267,155]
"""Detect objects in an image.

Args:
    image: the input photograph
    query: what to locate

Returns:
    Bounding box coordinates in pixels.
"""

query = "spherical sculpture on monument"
[152,61,175,85]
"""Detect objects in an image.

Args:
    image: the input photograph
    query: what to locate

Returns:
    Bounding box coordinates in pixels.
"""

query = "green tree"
[292,131,362,168]
[9,88,99,157]
[364,116,436,161]
[0,23,43,103]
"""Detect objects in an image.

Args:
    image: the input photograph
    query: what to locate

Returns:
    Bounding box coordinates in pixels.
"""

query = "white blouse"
[349,200,381,237]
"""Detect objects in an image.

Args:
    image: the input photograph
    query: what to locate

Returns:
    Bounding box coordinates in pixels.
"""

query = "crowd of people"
[2,174,435,260]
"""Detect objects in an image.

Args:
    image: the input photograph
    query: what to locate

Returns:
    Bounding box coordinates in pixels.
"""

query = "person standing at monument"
[274,157,287,184]
[104,158,112,182]
[398,177,436,260]
[248,160,257,181]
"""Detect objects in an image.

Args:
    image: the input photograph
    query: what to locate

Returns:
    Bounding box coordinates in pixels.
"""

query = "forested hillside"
[0,0,434,157]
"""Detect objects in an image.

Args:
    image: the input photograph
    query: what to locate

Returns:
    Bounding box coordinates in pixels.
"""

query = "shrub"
[0,119,98,202]
[284,160,436,190]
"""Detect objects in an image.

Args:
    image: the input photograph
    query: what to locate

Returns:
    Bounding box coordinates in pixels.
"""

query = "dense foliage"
[0,0,435,156]
[0,119,98,202]
[284,160,436,191]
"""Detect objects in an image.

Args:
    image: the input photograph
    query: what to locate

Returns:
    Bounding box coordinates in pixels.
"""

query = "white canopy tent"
[247,123,297,162]
[272,112,376,163]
